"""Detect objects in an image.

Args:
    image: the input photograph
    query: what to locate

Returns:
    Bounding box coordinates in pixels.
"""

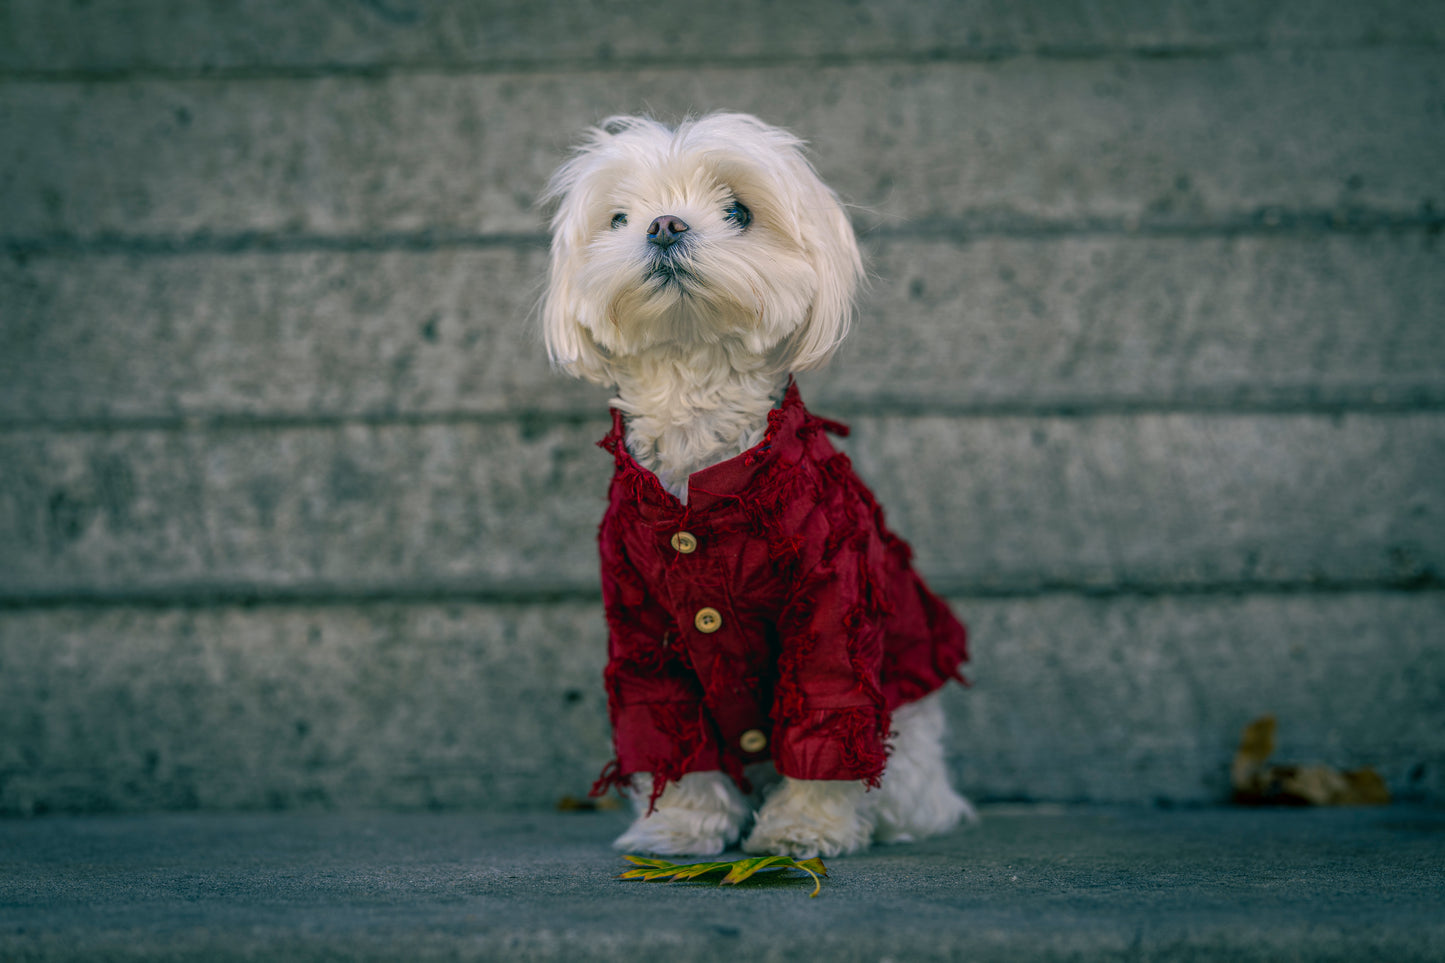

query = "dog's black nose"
[647,215,689,248]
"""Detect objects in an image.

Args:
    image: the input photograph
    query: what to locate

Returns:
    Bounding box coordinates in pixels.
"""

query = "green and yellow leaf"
[720,855,787,885]
[618,854,828,897]
[619,856,678,870]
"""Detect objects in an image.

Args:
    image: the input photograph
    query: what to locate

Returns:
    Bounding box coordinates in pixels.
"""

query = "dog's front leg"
[742,776,875,857]
[612,771,749,856]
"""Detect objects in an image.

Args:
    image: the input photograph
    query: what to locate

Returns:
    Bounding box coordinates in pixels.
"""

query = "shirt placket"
[658,515,773,765]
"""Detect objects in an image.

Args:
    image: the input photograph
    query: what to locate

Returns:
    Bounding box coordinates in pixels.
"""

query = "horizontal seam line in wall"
[0,38,1440,83]
[0,232,550,257]
[2,402,1443,436]
[863,212,1445,241]
[5,212,1440,259]
[0,577,1440,611]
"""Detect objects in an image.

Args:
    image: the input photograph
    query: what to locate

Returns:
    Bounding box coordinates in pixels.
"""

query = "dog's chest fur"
[610,342,789,501]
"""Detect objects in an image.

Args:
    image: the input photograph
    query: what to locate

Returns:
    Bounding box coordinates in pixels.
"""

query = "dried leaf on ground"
[618,854,829,897]
[1231,715,1278,789]
[1231,715,1390,806]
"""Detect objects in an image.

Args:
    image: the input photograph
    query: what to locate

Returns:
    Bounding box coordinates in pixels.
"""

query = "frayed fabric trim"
[590,759,625,799]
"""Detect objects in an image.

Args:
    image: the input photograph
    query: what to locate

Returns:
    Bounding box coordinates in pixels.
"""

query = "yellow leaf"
[667,863,728,881]
[721,856,788,885]
[1231,715,1276,792]
[1231,715,1391,807]
[616,854,829,897]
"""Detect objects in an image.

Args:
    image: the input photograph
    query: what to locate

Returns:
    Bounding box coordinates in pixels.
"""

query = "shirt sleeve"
[769,497,891,784]
[598,518,724,785]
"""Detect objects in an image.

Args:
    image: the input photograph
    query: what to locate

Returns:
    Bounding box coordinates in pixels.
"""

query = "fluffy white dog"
[541,112,974,858]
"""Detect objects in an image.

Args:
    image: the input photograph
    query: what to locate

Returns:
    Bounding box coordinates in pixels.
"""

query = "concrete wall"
[1,0,1442,815]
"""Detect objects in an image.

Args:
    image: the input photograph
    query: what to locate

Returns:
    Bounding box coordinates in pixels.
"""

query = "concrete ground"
[2,804,1442,962]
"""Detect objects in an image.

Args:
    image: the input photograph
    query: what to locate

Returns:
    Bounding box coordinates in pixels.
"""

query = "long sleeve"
[597,514,724,787]
[768,494,891,784]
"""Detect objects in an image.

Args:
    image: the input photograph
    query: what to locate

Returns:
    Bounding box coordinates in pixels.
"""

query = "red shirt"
[592,383,968,799]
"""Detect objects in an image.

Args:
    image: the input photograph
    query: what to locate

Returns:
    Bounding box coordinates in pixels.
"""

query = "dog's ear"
[540,201,611,384]
[538,120,638,384]
[539,250,610,384]
[787,181,863,372]
[772,145,864,373]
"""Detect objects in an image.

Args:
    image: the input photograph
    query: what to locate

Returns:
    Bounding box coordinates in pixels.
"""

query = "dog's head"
[540,113,863,384]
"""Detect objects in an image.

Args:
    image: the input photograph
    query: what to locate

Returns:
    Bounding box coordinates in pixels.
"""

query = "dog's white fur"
[542,112,973,857]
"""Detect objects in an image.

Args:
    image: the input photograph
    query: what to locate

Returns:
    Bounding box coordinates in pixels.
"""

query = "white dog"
[542,112,974,858]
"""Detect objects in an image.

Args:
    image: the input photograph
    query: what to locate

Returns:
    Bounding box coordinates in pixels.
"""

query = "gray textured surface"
[0,604,612,815]
[3,52,1442,242]
[1,1,1442,816]
[3,594,1440,815]
[0,414,1438,597]
[4,234,1443,423]
[2,806,1443,962]
[4,0,1444,72]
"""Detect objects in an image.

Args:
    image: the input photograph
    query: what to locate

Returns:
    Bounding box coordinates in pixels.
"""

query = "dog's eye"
[610,213,628,229]
[723,200,752,229]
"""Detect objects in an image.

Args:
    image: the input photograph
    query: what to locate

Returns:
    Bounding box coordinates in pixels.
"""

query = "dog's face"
[541,113,863,383]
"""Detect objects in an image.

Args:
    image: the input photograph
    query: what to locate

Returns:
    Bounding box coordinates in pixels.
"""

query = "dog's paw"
[741,777,873,858]
[613,811,734,856]
[612,771,748,856]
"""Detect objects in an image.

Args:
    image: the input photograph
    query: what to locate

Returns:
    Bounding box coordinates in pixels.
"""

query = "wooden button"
[670,531,698,554]
[739,729,768,753]
[693,607,722,633]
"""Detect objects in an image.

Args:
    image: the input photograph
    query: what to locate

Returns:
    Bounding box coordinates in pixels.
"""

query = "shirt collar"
[600,380,833,514]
